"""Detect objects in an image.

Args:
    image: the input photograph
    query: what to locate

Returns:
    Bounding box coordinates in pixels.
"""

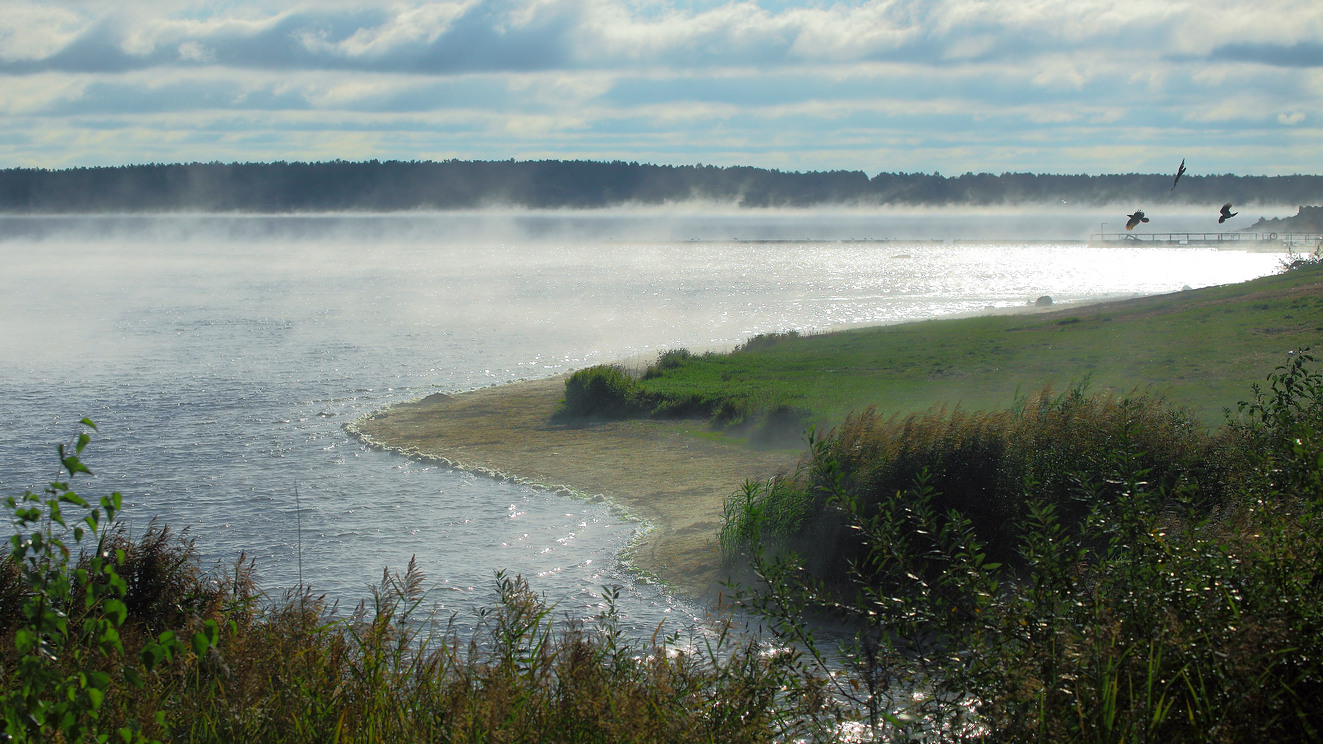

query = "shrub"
[728,382,1220,576]
[0,420,213,743]
[641,348,694,379]
[727,351,1323,742]
[1280,243,1323,272]
[737,330,800,353]
[559,364,649,419]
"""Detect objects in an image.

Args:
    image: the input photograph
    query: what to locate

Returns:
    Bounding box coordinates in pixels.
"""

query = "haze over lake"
[0,209,1290,636]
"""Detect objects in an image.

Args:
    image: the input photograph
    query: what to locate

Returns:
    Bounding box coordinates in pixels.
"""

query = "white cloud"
[0,0,1317,174]
[1031,61,1087,91]
[0,74,89,114]
[177,41,213,63]
[333,2,479,57]
[0,3,86,62]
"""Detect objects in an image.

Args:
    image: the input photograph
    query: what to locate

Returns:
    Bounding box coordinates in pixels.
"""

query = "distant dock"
[1089,231,1323,249]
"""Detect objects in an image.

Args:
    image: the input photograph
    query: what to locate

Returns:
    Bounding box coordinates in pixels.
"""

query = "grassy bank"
[561,262,1323,431]
[554,261,1323,739]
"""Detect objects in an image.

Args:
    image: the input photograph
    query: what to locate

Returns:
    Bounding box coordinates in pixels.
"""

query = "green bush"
[641,348,694,379]
[727,351,1323,741]
[559,364,649,419]
[0,420,212,743]
[737,331,800,353]
[726,382,1221,575]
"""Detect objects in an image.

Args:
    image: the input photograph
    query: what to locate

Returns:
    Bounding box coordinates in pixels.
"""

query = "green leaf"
[77,432,91,454]
[63,454,91,476]
[15,628,37,654]
[100,626,122,651]
[104,599,127,626]
[191,632,210,657]
[141,644,165,671]
[86,686,105,709]
[80,418,97,430]
[123,668,143,689]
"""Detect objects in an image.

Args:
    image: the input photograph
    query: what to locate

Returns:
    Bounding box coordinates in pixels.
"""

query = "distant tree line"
[1,160,1321,212]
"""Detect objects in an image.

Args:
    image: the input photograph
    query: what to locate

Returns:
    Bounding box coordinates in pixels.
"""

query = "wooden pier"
[1089,231,1323,249]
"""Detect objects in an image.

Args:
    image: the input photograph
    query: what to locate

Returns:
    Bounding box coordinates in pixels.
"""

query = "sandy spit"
[348,377,803,601]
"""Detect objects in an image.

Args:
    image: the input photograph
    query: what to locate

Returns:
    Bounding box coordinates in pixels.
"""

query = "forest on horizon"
[2,159,1321,213]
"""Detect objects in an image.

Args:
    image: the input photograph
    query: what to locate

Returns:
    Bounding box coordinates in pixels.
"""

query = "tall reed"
[725,351,1323,741]
[1,426,832,742]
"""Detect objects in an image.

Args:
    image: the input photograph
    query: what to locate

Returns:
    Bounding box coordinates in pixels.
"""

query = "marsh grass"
[723,381,1230,572]
[1,430,833,742]
[724,350,1323,742]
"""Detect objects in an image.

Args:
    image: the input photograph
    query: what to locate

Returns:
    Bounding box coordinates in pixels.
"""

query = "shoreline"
[348,377,802,601]
[343,289,1215,601]
[346,265,1306,603]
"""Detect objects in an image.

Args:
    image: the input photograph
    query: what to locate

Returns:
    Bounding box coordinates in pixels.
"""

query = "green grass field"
[626,262,1323,429]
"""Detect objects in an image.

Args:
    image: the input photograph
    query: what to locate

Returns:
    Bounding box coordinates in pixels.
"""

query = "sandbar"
[350,377,802,600]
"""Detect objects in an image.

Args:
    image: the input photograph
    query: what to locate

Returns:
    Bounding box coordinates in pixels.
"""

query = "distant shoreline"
[4,160,1321,213]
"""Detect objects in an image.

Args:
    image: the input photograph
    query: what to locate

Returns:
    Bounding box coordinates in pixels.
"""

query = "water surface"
[0,210,1287,636]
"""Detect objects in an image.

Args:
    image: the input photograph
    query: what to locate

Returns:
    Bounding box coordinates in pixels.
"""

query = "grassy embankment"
[562,262,1323,433]
[560,261,1323,741]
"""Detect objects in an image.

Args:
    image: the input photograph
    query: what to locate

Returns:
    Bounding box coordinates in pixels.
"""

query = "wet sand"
[350,378,802,600]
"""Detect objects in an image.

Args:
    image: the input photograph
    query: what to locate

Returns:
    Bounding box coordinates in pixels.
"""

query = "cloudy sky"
[1,0,1319,175]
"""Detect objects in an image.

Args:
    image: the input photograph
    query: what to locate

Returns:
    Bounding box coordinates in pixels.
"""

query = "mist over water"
[0,210,1288,637]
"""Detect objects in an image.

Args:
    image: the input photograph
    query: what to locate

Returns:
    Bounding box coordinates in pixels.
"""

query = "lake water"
[0,209,1288,637]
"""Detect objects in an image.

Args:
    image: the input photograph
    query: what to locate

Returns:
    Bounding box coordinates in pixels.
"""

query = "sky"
[1,0,1320,175]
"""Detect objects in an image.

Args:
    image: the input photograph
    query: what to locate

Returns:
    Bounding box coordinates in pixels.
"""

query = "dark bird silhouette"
[1126,210,1149,230]
[1170,158,1186,191]
[1218,202,1237,223]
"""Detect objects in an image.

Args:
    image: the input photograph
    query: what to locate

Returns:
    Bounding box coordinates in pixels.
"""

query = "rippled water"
[0,210,1287,637]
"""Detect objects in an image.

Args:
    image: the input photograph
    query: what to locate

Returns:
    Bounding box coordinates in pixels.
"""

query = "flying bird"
[1126,210,1149,230]
[1170,159,1187,191]
[1218,203,1238,224]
